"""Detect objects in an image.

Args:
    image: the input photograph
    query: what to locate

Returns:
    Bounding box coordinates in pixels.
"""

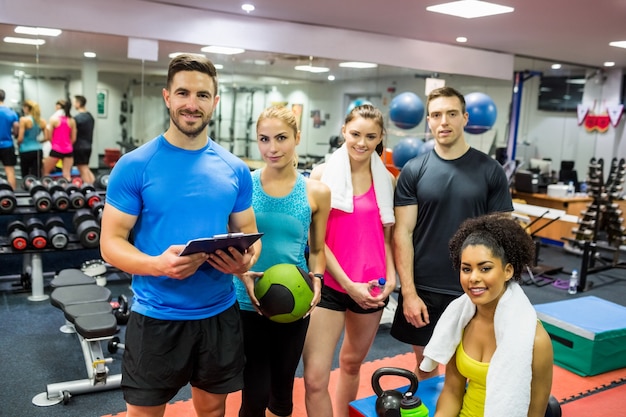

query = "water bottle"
[568,269,579,294]
[369,277,386,297]
[400,392,429,417]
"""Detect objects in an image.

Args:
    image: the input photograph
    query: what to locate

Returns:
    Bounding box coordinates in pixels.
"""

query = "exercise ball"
[421,139,435,153]
[254,263,314,323]
[464,92,497,134]
[389,92,425,130]
[392,137,424,169]
[346,97,372,114]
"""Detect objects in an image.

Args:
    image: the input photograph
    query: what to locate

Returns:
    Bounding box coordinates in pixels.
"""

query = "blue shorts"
[122,303,245,406]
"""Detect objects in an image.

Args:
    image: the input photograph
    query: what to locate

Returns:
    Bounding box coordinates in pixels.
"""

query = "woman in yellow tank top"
[433,214,553,417]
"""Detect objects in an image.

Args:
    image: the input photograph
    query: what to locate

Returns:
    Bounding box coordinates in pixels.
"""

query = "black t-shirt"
[394,147,513,295]
[74,111,95,149]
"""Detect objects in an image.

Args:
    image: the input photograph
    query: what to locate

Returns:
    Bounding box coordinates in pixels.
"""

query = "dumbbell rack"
[567,157,626,291]
[0,188,106,302]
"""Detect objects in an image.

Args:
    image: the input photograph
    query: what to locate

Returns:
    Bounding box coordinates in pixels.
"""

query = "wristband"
[313,273,324,285]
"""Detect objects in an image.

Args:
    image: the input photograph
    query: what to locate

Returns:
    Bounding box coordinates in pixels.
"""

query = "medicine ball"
[254,264,314,323]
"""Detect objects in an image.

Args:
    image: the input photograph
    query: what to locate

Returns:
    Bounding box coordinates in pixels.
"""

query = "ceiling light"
[83,52,97,58]
[294,65,329,73]
[426,1,514,19]
[15,26,62,37]
[456,36,468,43]
[3,37,46,46]
[328,75,336,81]
[241,3,255,13]
[603,61,616,67]
[214,64,224,69]
[339,62,378,69]
[168,52,207,59]
[551,64,562,69]
[609,40,626,49]
[201,45,245,55]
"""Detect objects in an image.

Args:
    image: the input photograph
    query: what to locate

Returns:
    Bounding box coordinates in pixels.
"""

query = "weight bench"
[32,270,123,406]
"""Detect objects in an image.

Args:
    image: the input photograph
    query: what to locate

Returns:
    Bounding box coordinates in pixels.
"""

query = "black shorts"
[73,148,92,165]
[0,146,17,166]
[318,285,388,314]
[122,304,245,407]
[49,149,73,159]
[390,289,460,346]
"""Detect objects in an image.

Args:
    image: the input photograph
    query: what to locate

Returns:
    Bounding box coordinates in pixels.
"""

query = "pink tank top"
[51,116,73,154]
[324,184,387,292]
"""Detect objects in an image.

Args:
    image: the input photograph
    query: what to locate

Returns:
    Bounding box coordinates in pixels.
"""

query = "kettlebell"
[372,367,419,417]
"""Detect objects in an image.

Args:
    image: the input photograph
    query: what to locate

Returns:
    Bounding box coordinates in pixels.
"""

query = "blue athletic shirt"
[105,135,253,320]
[0,106,18,149]
[234,169,311,311]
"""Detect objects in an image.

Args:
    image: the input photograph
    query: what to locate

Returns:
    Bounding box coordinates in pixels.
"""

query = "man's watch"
[313,273,324,285]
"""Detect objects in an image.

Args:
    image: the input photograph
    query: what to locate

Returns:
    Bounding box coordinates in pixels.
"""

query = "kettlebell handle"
[371,367,419,397]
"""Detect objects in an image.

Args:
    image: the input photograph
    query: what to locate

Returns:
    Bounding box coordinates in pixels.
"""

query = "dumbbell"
[23,175,52,212]
[43,180,70,211]
[0,177,17,214]
[25,217,48,249]
[91,200,105,223]
[73,208,101,248]
[63,183,86,209]
[95,173,110,190]
[81,183,102,208]
[45,216,69,249]
[7,220,29,251]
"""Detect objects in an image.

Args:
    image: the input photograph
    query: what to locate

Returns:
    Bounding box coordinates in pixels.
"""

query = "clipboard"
[179,232,263,256]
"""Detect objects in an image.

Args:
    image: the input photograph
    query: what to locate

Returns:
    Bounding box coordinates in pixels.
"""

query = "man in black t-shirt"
[73,95,95,184]
[391,86,513,379]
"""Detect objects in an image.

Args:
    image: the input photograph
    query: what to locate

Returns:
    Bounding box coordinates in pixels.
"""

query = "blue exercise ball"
[346,97,372,114]
[421,139,435,153]
[389,92,425,130]
[464,92,497,134]
[392,137,424,169]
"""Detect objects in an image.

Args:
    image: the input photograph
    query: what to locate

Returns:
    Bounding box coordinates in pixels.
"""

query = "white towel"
[320,144,395,226]
[420,282,537,417]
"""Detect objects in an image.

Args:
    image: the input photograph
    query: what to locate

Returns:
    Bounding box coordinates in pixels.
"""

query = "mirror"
[0,23,598,175]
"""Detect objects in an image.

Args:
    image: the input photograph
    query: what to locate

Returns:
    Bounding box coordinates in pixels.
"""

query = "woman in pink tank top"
[42,99,77,181]
[303,104,397,417]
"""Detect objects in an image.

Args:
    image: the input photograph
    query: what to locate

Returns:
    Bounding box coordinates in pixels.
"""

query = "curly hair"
[448,213,535,281]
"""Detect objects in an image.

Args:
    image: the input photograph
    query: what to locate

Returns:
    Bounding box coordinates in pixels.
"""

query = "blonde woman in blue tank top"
[235,105,330,417]
[17,100,48,178]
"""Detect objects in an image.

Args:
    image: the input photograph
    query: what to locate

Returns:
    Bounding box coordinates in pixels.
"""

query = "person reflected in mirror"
[73,95,96,184]
[0,89,19,189]
[42,99,77,181]
[17,100,48,179]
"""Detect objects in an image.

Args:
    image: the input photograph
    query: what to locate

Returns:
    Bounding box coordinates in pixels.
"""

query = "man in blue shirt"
[0,89,19,190]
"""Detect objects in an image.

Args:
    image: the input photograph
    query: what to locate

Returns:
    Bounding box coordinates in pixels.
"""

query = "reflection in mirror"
[0,23,595,178]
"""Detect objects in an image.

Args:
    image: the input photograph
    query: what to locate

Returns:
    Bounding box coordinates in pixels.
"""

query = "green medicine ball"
[254,263,314,323]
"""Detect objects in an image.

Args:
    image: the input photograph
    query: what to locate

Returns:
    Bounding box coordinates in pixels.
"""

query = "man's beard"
[170,108,211,138]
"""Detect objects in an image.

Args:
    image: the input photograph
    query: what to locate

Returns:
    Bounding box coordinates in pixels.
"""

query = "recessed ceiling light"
[339,62,378,69]
[83,52,97,58]
[214,64,224,69]
[201,45,245,55]
[3,37,46,46]
[15,26,62,37]
[551,64,562,69]
[609,40,626,49]
[604,61,616,67]
[456,36,468,43]
[328,75,336,81]
[426,1,514,19]
[241,3,255,13]
[294,65,330,73]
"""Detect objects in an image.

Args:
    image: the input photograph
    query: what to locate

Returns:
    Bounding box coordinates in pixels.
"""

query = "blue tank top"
[235,169,311,311]
[19,116,42,153]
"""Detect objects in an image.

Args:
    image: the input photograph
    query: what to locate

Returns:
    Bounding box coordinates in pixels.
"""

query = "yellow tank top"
[456,340,489,417]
